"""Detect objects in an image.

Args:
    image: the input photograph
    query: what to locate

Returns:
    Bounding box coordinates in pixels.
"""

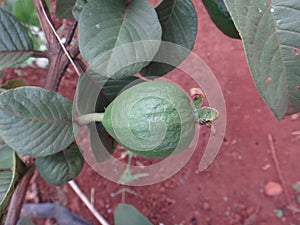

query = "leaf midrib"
[0,108,72,124]
[161,0,177,27]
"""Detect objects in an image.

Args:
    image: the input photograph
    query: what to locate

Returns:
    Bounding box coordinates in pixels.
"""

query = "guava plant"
[0,0,299,224]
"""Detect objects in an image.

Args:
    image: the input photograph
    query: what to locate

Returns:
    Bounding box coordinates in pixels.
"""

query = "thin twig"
[267,134,293,206]
[68,180,110,225]
[74,58,87,73]
[65,20,78,46]
[90,187,95,206]
[33,0,55,45]
[37,0,81,76]
[4,166,35,225]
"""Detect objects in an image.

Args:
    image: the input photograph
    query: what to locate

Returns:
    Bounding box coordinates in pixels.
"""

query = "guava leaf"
[0,87,74,157]
[202,0,240,39]
[223,0,300,119]
[2,0,14,12]
[141,0,198,77]
[35,143,84,186]
[0,171,13,213]
[114,204,153,225]
[0,78,28,90]
[78,0,162,78]
[72,0,87,21]
[77,70,140,114]
[56,0,76,19]
[17,217,36,225]
[0,138,14,169]
[0,152,25,213]
[0,8,33,69]
[12,0,51,27]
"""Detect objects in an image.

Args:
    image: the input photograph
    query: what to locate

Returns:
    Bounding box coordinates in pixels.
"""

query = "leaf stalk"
[76,113,105,125]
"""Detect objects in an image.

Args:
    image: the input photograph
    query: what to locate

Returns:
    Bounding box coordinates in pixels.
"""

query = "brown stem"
[48,44,80,90]
[4,166,35,225]
[33,0,61,90]
[32,50,48,58]
[74,58,87,74]
[33,0,56,46]
[33,0,81,90]
[65,21,78,46]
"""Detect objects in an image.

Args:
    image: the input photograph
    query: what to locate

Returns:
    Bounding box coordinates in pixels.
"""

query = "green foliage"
[118,152,148,184]
[0,171,13,212]
[0,78,28,90]
[0,8,33,69]
[0,87,74,157]
[76,71,140,115]
[0,152,25,214]
[223,0,300,119]
[114,204,153,225]
[195,107,219,124]
[12,0,50,27]
[78,0,162,78]
[56,0,77,19]
[141,0,198,77]
[202,0,240,39]
[35,143,84,186]
[0,138,14,168]
[72,0,87,20]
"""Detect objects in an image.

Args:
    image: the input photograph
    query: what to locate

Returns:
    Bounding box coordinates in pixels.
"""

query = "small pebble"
[264,181,283,197]
[203,202,210,210]
[262,164,271,171]
[291,113,299,120]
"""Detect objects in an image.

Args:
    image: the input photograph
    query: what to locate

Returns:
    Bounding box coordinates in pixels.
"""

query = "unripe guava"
[102,81,196,158]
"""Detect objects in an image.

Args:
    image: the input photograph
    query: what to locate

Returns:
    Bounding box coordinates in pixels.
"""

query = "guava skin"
[102,81,196,158]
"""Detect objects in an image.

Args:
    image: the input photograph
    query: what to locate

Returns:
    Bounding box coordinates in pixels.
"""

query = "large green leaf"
[0,152,25,213]
[56,0,77,19]
[0,138,14,169]
[72,0,87,21]
[0,87,74,157]
[223,0,300,119]
[141,0,198,77]
[0,8,33,69]
[114,204,153,225]
[35,143,84,186]
[202,0,240,39]
[78,0,162,78]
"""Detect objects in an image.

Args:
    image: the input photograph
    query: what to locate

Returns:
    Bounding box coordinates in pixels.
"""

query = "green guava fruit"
[102,81,196,158]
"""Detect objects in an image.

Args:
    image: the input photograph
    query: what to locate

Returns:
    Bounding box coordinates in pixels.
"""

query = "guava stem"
[76,113,104,125]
